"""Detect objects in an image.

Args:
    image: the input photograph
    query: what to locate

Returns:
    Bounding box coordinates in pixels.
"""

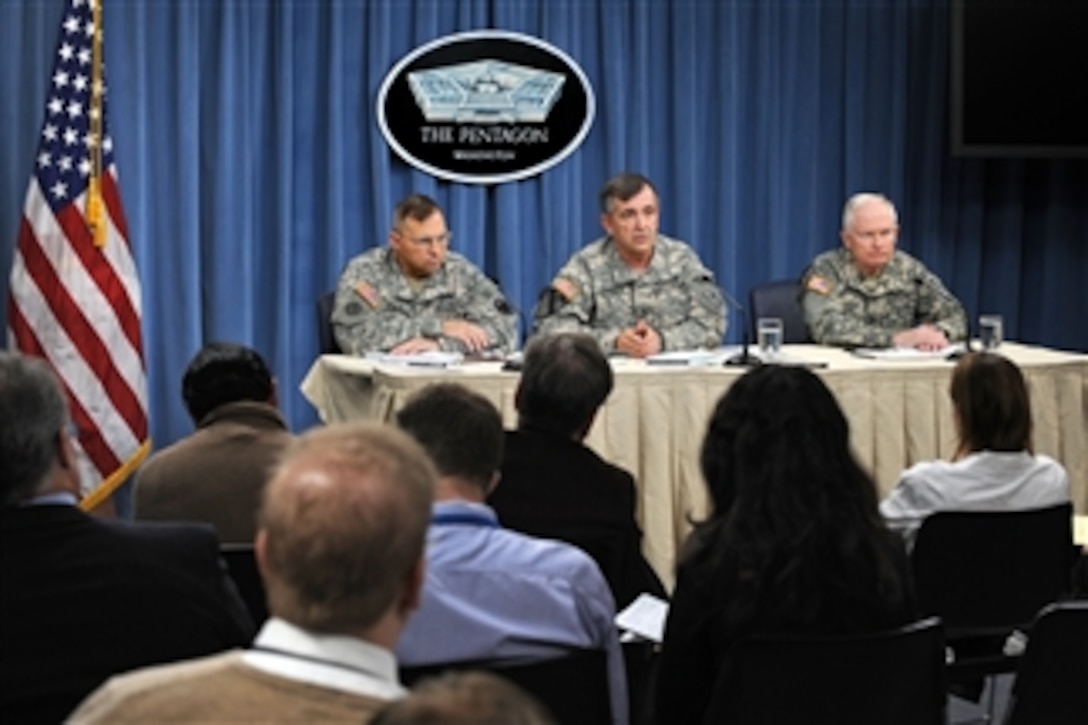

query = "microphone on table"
[721,289,763,367]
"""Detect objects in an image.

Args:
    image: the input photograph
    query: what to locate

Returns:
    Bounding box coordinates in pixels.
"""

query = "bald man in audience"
[70,423,435,723]
[0,351,253,723]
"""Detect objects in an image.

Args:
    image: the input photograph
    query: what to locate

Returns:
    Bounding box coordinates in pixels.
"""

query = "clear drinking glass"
[979,314,1004,350]
[757,317,784,358]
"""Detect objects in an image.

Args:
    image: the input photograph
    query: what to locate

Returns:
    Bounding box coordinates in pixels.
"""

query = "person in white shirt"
[881,351,1069,548]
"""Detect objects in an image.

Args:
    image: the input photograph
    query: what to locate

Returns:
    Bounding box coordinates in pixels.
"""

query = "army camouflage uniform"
[801,248,967,348]
[534,235,726,352]
[332,247,518,354]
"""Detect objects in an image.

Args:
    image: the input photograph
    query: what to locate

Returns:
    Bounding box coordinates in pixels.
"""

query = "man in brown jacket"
[70,422,437,723]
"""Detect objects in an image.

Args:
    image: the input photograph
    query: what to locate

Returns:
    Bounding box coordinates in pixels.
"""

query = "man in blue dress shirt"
[394,383,628,725]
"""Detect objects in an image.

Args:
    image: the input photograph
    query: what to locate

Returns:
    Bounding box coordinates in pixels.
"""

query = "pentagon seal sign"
[378,30,595,185]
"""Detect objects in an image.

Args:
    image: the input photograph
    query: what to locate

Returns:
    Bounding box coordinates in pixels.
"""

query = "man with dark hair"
[534,173,726,357]
[332,193,517,355]
[0,351,254,723]
[489,332,666,609]
[71,422,436,722]
[394,383,628,725]
[134,341,291,543]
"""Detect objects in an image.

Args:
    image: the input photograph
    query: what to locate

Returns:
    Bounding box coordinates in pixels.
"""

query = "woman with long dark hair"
[881,351,1069,547]
[654,365,916,724]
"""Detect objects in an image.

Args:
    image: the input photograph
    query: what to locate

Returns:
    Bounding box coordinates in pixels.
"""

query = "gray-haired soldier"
[332,194,518,356]
[802,193,967,350]
[534,173,726,358]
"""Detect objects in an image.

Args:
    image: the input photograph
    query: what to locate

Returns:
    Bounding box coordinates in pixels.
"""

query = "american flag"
[6,0,149,510]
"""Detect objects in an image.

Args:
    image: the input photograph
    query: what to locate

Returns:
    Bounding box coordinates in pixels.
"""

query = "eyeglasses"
[398,231,452,248]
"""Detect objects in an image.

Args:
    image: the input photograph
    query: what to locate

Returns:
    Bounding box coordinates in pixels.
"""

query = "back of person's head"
[0,352,70,507]
[516,332,613,437]
[181,342,274,425]
[599,172,656,213]
[258,422,436,633]
[691,365,907,627]
[950,351,1033,456]
[396,383,503,492]
[371,671,555,725]
[394,194,442,226]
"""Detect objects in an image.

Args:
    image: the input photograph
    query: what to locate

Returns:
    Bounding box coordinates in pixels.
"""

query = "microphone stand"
[721,289,762,367]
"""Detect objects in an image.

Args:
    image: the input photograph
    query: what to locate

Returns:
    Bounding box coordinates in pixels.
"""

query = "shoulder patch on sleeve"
[354,281,380,308]
[806,275,832,295]
[552,277,578,302]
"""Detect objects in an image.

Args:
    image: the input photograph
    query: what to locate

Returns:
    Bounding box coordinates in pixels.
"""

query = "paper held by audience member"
[364,350,464,368]
[615,593,669,643]
[850,343,966,361]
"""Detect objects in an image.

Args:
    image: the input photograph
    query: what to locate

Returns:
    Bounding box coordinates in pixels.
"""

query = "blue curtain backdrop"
[2,0,1086,453]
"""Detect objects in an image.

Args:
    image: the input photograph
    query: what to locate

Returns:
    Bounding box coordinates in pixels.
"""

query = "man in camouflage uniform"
[332,194,517,355]
[533,173,726,357]
[802,193,967,350]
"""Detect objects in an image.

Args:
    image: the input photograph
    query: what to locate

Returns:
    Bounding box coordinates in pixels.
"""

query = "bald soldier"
[534,173,726,357]
[802,193,967,350]
[332,194,518,356]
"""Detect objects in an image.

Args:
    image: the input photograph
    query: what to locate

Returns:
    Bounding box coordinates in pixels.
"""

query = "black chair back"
[316,290,340,354]
[401,648,610,725]
[747,279,811,343]
[702,617,946,725]
[220,543,268,626]
[912,503,1074,633]
[1005,601,1088,725]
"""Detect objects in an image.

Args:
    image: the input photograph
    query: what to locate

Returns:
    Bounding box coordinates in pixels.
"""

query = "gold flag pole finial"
[87,0,107,248]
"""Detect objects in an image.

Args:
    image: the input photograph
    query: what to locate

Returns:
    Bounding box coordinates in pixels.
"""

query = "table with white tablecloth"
[301,342,1088,589]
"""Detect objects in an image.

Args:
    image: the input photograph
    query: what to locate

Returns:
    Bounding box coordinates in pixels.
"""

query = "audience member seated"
[69,422,436,723]
[653,365,917,725]
[394,384,628,725]
[488,331,666,609]
[881,351,1070,548]
[134,341,292,543]
[0,351,254,723]
[372,671,555,725]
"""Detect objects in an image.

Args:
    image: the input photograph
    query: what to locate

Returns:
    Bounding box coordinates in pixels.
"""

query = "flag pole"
[86,0,106,248]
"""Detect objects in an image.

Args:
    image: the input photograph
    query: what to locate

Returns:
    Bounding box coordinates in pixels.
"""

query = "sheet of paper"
[851,343,965,361]
[614,593,669,643]
[364,351,464,368]
[645,350,727,367]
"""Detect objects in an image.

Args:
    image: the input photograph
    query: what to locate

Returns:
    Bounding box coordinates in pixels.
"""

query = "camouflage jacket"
[534,235,726,352]
[332,248,518,354]
[801,248,967,348]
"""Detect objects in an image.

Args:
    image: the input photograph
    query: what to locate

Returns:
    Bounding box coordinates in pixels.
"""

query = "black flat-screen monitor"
[951,0,1088,158]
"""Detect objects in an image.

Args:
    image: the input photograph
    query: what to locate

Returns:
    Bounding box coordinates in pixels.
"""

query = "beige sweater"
[68,651,391,723]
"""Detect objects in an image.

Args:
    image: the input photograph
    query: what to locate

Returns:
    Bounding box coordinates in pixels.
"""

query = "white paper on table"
[850,343,965,361]
[615,593,670,643]
[645,350,726,367]
[364,351,464,368]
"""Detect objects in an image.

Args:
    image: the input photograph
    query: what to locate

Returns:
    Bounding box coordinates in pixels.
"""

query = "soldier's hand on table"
[616,320,663,358]
[441,320,491,352]
[391,337,441,355]
[892,324,949,351]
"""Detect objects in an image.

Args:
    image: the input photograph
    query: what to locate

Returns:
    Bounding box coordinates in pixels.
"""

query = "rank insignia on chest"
[354,281,381,308]
[807,275,832,295]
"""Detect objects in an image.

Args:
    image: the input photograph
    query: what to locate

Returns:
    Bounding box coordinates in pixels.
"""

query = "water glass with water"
[979,314,1003,350]
[757,317,784,359]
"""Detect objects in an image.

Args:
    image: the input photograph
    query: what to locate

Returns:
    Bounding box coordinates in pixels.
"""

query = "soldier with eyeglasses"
[333,194,518,355]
